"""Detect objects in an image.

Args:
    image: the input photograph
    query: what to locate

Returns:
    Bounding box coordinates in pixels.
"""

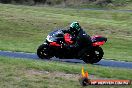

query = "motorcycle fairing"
[64,33,73,45]
[46,30,64,42]
[91,35,107,46]
[49,42,61,47]
[92,41,105,46]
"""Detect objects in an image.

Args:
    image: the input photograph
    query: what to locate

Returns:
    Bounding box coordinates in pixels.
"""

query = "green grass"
[0,4,132,61]
[0,56,132,88]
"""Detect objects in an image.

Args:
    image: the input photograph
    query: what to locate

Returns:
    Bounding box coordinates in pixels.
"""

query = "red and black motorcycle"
[37,30,107,64]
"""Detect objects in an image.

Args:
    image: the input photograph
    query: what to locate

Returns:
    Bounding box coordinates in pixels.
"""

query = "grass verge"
[0,56,132,88]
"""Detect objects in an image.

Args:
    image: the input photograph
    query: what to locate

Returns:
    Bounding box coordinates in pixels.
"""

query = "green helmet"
[70,22,81,32]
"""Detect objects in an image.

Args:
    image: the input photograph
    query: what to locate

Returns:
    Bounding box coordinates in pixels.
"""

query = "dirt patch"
[26,69,80,80]
[25,69,109,81]
[26,69,49,75]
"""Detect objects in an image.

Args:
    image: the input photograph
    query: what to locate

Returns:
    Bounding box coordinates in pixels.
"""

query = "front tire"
[37,44,51,59]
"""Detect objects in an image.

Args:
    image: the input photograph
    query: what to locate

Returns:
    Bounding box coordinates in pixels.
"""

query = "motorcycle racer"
[37,21,107,63]
[62,21,92,49]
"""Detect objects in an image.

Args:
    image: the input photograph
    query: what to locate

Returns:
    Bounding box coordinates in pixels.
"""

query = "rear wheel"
[91,47,104,63]
[80,47,104,64]
[37,44,51,59]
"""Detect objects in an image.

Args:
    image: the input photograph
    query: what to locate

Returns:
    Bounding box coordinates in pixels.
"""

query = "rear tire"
[80,47,104,64]
[92,47,104,63]
[37,44,51,59]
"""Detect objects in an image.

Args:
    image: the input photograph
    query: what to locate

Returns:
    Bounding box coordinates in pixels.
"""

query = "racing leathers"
[62,28,92,50]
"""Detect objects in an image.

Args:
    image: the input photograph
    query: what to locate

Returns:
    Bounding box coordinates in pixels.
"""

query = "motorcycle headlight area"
[46,35,53,42]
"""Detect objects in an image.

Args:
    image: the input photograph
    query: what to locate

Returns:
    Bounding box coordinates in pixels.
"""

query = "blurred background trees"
[0,0,112,5]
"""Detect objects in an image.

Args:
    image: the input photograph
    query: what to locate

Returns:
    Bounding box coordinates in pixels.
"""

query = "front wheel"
[81,47,104,64]
[37,44,51,59]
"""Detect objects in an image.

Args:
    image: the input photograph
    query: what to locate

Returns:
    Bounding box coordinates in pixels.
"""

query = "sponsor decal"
[79,67,131,86]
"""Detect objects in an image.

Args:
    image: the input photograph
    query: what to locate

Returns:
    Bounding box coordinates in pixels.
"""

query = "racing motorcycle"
[37,30,107,64]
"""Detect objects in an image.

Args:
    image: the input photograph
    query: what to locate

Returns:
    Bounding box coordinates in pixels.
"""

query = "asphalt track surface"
[0,50,132,69]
